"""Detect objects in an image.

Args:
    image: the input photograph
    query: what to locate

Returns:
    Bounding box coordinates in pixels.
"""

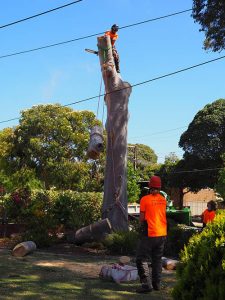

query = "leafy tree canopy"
[216,154,225,200]
[178,99,225,190]
[0,104,101,191]
[192,0,225,51]
[127,161,141,203]
[128,143,158,180]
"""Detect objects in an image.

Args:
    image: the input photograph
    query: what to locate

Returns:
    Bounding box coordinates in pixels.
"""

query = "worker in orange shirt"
[105,24,120,73]
[136,176,167,293]
[201,200,216,228]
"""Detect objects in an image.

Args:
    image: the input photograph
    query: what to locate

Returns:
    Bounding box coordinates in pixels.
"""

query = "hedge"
[172,210,225,300]
[3,189,103,246]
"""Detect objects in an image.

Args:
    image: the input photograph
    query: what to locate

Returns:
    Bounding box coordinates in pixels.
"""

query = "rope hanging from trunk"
[96,77,103,119]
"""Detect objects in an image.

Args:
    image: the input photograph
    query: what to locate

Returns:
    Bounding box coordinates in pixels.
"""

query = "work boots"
[152,281,161,291]
[136,278,153,294]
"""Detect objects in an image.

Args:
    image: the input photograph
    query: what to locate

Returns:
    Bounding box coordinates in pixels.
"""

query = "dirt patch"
[34,259,103,278]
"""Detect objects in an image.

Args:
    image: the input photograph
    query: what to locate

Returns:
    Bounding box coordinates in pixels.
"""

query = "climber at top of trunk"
[105,24,120,73]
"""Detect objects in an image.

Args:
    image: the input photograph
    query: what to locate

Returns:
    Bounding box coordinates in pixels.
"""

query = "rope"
[98,46,111,63]
[96,77,103,119]
[102,88,105,125]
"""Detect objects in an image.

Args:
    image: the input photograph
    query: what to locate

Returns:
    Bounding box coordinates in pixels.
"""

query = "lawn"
[0,248,176,300]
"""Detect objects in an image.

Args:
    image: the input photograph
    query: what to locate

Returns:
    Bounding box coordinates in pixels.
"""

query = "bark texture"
[97,35,132,231]
[74,218,112,244]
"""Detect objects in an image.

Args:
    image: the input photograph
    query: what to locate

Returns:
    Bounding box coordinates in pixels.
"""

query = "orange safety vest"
[105,31,118,46]
[140,194,167,237]
[202,209,216,224]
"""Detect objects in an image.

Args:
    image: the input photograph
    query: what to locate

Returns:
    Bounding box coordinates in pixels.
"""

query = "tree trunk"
[97,35,132,231]
[74,218,112,245]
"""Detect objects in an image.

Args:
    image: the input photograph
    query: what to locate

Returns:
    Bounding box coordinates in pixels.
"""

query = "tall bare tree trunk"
[97,35,132,231]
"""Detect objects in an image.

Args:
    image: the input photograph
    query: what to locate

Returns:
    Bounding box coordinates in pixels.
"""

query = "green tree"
[128,143,158,180]
[178,99,225,190]
[192,0,225,51]
[216,154,225,200]
[158,152,180,191]
[0,104,102,191]
[127,161,141,203]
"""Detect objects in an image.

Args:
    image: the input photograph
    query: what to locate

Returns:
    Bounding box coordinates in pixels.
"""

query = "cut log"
[87,125,104,159]
[162,257,179,270]
[74,218,112,245]
[12,241,36,257]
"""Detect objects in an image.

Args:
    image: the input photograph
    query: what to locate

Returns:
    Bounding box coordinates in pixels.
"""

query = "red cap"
[148,176,161,189]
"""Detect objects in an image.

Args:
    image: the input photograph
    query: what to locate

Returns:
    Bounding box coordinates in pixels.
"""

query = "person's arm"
[139,211,145,222]
[139,197,146,223]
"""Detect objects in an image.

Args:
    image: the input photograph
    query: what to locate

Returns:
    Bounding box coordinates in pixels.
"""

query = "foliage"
[128,143,158,180]
[127,161,141,203]
[103,230,139,255]
[216,154,225,201]
[158,152,180,191]
[50,190,103,229]
[192,0,225,52]
[3,189,103,247]
[164,222,197,258]
[0,104,102,191]
[178,99,225,191]
[172,210,225,300]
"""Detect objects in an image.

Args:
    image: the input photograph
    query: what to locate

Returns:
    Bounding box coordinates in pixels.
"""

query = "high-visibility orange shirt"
[140,193,167,237]
[105,31,118,46]
[202,209,216,224]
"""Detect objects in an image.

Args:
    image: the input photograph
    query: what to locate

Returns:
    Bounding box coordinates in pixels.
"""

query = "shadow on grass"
[0,250,175,300]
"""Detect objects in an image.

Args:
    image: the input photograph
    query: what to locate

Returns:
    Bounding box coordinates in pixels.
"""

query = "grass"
[0,249,176,299]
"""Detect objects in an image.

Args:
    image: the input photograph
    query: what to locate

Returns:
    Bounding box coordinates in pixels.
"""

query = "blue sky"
[0,0,224,163]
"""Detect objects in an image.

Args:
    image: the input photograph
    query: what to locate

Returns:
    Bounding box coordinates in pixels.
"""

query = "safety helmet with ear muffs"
[111,24,119,31]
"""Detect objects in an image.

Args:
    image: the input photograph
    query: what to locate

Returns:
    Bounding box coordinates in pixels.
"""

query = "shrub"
[103,230,139,255]
[164,222,198,258]
[172,210,225,300]
[2,189,103,247]
[50,190,103,229]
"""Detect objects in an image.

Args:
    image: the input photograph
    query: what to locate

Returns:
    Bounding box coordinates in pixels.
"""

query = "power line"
[120,8,192,29]
[0,1,83,30]
[0,54,225,125]
[130,126,188,139]
[0,117,20,125]
[172,167,224,174]
[64,55,225,106]
[0,8,191,60]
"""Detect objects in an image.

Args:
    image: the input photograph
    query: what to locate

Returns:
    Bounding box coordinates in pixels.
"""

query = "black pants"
[112,47,120,72]
[136,236,166,287]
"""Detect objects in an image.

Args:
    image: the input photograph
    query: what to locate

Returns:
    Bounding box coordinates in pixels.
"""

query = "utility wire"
[0,54,225,125]
[0,117,20,124]
[0,1,83,30]
[64,55,225,106]
[0,8,191,60]
[120,8,192,29]
[172,167,224,174]
[130,126,188,139]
